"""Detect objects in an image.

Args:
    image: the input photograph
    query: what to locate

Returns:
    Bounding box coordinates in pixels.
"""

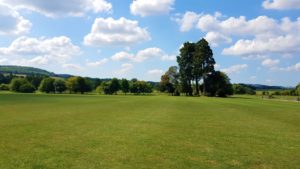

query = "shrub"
[10,78,35,93]
[19,83,35,93]
[0,83,10,91]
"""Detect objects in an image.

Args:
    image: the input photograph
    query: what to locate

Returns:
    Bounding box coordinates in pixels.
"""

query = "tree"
[195,39,215,96]
[177,39,215,96]
[121,79,130,95]
[0,84,10,91]
[39,78,55,93]
[233,84,256,95]
[110,78,120,94]
[19,83,35,93]
[160,66,180,96]
[54,79,67,93]
[205,71,233,97]
[177,42,194,96]
[130,80,153,94]
[66,77,92,94]
[26,75,45,89]
[10,78,36,93]
[296,83,300,101]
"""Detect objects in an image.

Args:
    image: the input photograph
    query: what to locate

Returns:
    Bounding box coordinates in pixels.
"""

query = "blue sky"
[0,0,299,86]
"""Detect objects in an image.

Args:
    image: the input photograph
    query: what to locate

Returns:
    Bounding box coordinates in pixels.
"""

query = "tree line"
[0,74,154,95]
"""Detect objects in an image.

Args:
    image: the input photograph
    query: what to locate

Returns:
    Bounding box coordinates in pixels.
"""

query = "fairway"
[0,94,299,169]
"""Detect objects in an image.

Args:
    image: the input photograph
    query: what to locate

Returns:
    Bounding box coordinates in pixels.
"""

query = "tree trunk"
[195,78,199,96]
[203,75,206,96]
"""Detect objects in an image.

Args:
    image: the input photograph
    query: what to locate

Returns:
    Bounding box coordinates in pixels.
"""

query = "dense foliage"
[97,78,153,95]
[161,38,232,97]
[10,78,35,93]
[233,84,256,95]
[205,71,233,97]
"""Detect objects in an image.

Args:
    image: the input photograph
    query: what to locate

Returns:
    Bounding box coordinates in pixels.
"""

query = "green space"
[0,93,299,169]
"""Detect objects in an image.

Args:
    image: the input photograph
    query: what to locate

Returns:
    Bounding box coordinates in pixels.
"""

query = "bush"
[39,78,55,93]
[0,83,10,91]
[19,83,35,93]
[10,78,36,93]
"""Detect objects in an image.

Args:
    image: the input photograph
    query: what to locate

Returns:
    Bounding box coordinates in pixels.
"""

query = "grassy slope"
[0,94,299,169]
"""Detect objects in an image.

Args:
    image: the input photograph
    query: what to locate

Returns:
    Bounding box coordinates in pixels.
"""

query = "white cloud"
[111,47,175,62]
[174,11,201,32]
[135,47,164,62]
[261,58,280,67]
[221,64,248,74]
[222,35,300,56]
[62,63,83,70]
[0,3,31,35]
[204,32,232,47]
[147,69,164,76]
[0,0,112,17]
[0,36,81,66]
[175,11,300,57]
[111,51,134,61]
[278,62,300,71]
[263,0,300,10]
[130,0,174,17]
[86,58,109,67]
[84,17,150,46]
[115,63,133,74]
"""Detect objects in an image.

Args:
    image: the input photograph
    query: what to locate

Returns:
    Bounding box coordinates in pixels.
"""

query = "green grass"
[0,93,299,169]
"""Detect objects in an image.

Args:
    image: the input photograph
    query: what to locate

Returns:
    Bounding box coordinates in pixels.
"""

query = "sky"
[0,0,299,86]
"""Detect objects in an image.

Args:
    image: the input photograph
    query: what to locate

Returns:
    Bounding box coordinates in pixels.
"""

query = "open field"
[0,93,299,169]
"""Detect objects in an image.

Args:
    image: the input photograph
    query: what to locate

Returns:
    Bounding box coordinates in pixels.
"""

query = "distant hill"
[245,84,292,90]
[0,65,74,78]
[0,65,55,76]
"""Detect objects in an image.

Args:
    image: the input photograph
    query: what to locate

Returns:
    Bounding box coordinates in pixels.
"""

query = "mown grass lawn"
[0,93,299,169]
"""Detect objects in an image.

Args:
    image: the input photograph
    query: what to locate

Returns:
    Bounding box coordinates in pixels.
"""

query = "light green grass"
[0,93,299,169]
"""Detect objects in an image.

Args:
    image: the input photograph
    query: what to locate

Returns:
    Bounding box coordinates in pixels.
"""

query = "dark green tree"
[177,42,195,96]
[205,71,233,97]
[110,78,120,94]
[121,79,130,95]
[54,79,67,93]
[10,78,35,93]
[195,39,215,96]
[66,77,92,94]
[39,78,55,93]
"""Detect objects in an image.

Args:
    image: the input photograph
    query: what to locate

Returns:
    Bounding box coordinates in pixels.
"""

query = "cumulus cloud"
[204,32,232,47]
[84,17,150,46]
[174,11,201,32]
[175,11,300,57]
[0,0,112,17]
[221,64,248,74]
[263,0,300,10]
[0,36,81,66]
[86,58,109,67]
[130,0,174,17]
[110,47,175,62]
[111,51,134,61]
[222,35,300,56]
[261,58,280,67]
[0,3,31,35]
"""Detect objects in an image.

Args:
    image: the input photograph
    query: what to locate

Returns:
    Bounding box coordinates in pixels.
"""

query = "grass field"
[0,93,299,169]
